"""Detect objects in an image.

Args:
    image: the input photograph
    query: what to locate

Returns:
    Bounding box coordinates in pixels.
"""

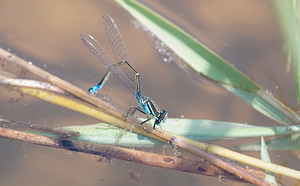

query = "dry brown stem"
[0,124,266,182]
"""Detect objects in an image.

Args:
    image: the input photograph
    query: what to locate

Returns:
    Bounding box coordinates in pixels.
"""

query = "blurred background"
[0,0,298,185]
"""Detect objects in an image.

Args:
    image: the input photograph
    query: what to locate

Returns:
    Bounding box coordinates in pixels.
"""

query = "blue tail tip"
[88,85,100,94]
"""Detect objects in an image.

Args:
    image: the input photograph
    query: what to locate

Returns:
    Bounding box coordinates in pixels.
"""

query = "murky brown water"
[0,0,298,185]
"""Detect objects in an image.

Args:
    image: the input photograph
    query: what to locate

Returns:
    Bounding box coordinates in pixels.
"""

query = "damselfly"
[81,14,167,129]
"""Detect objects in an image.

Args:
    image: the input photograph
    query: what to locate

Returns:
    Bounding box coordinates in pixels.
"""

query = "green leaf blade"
[115,0,300,126]
[58,119,300,147]
[261,137,278,185]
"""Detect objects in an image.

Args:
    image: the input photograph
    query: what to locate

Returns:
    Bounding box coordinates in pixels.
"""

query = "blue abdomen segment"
[89,85,101,93]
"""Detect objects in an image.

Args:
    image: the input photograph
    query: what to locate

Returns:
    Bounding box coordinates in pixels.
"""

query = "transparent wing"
[103,14,144,95]
[80,32,136,94]
[103,14,132,64]
[80,32,113,69]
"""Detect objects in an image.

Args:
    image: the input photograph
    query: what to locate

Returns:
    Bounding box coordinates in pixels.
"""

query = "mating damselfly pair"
[81,14,167,129]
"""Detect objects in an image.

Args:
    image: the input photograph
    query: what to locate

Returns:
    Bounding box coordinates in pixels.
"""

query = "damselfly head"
[155,110,168,125]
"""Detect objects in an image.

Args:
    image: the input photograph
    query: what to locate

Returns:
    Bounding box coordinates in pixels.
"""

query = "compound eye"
[160,110,168,123]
